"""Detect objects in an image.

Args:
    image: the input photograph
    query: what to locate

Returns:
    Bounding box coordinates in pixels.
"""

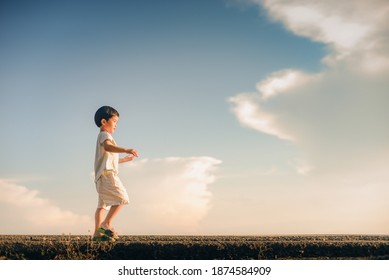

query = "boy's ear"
[101,119,107,126]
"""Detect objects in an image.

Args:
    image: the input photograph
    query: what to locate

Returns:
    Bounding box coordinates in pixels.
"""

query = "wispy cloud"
[0,179,92,234]
[228,93,295,141]
[256,69,321,100]
[229,0,389,176]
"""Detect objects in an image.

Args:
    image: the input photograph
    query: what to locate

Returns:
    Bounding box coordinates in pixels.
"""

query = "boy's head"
[94,106,120,128]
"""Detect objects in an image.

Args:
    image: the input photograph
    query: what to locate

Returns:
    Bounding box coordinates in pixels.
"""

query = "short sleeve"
[98,131,113,144]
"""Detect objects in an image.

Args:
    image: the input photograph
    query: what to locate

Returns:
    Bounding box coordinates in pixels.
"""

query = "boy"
[93,106,138,241]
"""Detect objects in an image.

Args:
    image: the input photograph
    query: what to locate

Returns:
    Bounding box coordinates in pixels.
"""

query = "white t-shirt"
[94,131,119,182]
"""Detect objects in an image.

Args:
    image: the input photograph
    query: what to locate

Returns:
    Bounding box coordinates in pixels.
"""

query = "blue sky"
[1,0,388,235]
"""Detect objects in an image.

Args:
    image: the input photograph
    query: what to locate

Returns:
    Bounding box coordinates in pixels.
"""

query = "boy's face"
[101,115,119,134]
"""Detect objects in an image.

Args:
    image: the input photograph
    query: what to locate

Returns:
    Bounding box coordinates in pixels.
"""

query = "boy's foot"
[91,235,115,242]
[97,227,119,240]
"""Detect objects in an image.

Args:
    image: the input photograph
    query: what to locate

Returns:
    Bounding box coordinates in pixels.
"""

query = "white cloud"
[256,69,321,100]
[0,179,92,234]
[228,93,295,141]
[229,0,389,176]
[262,2,372,51]
[116,156,222,234]
[256,0,389,73]
[228,69,320,143]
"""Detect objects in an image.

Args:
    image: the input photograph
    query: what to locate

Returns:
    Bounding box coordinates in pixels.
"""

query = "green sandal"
[92,235,115,242]
[97,228,119,240]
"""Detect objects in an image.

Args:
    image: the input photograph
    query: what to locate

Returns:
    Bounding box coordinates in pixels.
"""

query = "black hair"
[94,106,120,127]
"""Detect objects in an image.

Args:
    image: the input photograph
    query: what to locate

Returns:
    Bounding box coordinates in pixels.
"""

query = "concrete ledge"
[1,235,388,260]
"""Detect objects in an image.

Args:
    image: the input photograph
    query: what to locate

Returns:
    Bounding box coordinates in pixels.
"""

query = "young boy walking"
[93,106,138,241]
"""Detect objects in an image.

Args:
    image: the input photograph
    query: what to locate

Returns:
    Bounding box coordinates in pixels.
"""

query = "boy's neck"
[100,128,110,134]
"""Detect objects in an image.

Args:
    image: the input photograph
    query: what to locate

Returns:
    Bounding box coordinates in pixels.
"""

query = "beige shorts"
[95,170,129,210]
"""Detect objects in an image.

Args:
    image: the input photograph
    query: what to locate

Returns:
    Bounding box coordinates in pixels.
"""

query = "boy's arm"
[103,139,138,157]
[119,155,134,164]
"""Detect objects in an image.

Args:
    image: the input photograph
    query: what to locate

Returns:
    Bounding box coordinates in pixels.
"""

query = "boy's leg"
[101,205,123,230]
[94,208,105,236]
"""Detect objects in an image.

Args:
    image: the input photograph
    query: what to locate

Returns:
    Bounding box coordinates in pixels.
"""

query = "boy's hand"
[122,155,134,162]
[127,148,138,157]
